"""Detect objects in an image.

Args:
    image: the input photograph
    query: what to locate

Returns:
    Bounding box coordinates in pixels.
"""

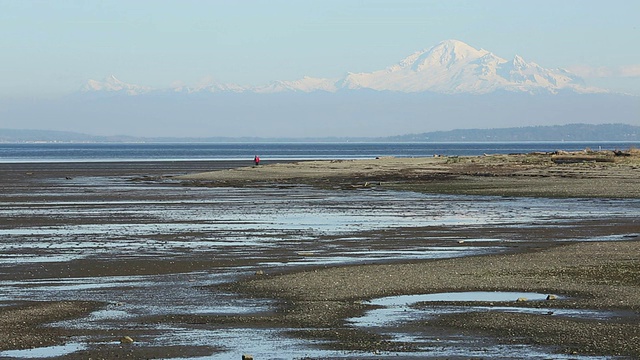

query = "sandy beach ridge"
[178,149,640,198]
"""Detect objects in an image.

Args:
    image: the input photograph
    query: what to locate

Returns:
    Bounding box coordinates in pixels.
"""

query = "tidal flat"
[0,153,639,359]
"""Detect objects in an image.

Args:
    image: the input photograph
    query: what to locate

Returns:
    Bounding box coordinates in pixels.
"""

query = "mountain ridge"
[80,40,606,96]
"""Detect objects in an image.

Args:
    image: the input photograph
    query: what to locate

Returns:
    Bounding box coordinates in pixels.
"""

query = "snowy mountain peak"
[340,40,605,94]
[254,76,338,93]
[425,39,488,65]
[512,55,530,70]
[81,75,152,95]
[177,77,247,94]
[391,39,488,73]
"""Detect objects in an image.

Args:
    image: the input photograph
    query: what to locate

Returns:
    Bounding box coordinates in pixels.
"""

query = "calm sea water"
[0,142,637,163]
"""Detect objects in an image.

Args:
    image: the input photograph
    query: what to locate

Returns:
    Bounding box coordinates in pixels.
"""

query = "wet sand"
[1,152,639,358]
[219,240,640,356]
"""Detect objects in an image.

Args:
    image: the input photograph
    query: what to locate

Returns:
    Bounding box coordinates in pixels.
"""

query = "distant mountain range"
[82,40,604,96]
[2,40,637,138]
[2,124,638,143]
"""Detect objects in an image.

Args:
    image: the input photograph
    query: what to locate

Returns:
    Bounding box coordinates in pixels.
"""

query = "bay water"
[0,141,637,163]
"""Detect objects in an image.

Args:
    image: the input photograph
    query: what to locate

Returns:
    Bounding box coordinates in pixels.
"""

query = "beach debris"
[255,270,265,276]
[242,355,254,360]
[546,294,558,300]
[457,240,465,244]
[551,152,615,164]
[516,297,528,302]
[613,150,632,157]
[119,336,134,344]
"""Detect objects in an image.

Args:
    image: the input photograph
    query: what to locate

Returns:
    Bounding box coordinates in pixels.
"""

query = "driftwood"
[613,150,632,157]
[551,155,615,164]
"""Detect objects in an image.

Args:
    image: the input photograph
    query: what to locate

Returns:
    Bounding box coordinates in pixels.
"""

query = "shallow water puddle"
[0,343,86,358]
[153,327,616,360]
[3,271,274,329]
[133,326,615,360]
[156,327,350,360]
[259,246,497,266]
[462,306,625,320]
[369,291,555,305]
[351,292,557,328]
[345,292,626,359]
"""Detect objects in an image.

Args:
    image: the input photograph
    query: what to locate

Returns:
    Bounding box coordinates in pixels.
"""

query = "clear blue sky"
[1,0,639,97]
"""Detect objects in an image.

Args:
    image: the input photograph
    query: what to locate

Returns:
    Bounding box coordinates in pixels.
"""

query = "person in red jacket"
[254,155,260,166]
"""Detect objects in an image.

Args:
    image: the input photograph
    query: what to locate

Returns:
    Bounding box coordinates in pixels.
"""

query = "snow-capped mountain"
[339,40,600,94]
[171,78,247,94]
[81,75,153,95]
[80,40,606,96]
[189,82,246,93]
[253,76,338,93]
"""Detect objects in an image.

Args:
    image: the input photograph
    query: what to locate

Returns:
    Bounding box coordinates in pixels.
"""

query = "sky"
[1,0,639,98]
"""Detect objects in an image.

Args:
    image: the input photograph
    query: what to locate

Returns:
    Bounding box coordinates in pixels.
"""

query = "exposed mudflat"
[0,154,639,359]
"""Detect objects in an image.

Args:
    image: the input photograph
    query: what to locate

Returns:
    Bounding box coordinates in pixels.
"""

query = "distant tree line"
[386,124,640,142]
